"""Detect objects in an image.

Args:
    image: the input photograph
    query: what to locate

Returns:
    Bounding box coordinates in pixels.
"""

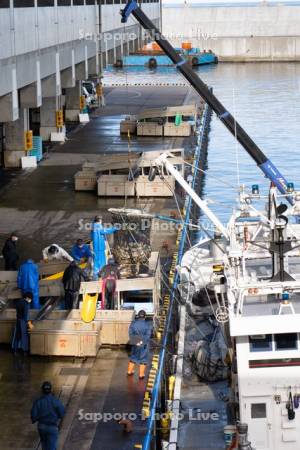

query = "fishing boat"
[114,42,217,68]
[178,181,300,450]
[119,2,300,448]
[149,150,300,449]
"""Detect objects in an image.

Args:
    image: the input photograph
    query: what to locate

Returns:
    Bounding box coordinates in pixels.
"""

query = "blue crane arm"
[121,0,292,202]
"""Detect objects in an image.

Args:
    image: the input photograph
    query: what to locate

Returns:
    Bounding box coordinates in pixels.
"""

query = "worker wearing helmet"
[31,381,65,450]
[127,310,152,379]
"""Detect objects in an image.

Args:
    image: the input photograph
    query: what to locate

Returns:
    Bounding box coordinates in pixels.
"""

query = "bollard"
[168,375,175,400]
[237,423,254,450]
[160,413,171,439]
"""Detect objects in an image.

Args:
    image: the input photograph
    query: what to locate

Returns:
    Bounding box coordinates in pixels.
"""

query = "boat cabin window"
[274,333,298,351]
[249,335,272,352]
[251,403,266,419]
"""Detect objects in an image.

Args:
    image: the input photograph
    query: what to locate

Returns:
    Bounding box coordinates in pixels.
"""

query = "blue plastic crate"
[29,136,43,162]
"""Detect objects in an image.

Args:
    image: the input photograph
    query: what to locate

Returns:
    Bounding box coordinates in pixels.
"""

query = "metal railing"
[142,103,211,450]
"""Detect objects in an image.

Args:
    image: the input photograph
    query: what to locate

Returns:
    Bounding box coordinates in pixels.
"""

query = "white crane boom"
[155,153,229,239]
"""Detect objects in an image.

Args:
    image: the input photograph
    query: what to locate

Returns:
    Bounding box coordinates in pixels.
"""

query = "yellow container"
[182,42,192,50]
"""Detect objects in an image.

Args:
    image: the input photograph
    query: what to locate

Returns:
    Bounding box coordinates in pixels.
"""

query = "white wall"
[162,4,300,60]
[236,336,300,450]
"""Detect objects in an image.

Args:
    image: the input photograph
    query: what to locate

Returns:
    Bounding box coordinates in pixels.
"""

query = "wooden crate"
[30,320,101,356]
[136,175,175,197]
[74,171,97,191]
[120,119,137,134]
[0,309,132,347]
[137,122,163,136]
[95,310,135,345]
[44,310,134,344]
[97,175,135,197]
[0,309,67,344]
[163,122,191,137]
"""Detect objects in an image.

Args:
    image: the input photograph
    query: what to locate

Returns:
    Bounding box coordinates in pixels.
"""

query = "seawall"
[162,4,300,61]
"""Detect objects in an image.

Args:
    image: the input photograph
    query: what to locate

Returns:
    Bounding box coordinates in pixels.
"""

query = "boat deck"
[178,381,228,450]
[171,313,228,450]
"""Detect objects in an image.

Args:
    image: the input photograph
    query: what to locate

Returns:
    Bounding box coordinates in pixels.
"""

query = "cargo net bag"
[191,325,229,382]
[109,208,153,278]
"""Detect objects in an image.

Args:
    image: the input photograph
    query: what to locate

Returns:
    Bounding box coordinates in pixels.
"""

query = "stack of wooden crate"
[74,162,98,191]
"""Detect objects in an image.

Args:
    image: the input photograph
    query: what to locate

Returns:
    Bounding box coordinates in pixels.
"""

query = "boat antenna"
[270,204,295,282]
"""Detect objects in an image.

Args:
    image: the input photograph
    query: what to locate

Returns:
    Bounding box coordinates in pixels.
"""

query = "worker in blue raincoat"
[91,216,117,279]
[17,259,40,309]
[71,239,92,262]
[12,292,33,354]
[127,310,152,379]
[31,381,65,450]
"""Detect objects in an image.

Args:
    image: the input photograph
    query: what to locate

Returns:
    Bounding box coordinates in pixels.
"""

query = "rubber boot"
[139,364,146,379]
[127,361,135,376]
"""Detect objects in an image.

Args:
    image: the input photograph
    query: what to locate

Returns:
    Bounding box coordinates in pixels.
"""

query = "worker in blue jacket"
[12,292,33,354]
[91,216,117,279]
[127,310,152,379]
[31,381,65,450]
[17,259,40,309]
[71,239,92,262]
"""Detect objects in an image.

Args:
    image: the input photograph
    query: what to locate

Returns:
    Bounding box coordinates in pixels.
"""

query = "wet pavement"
[0,85,195,449]
[61,348,149,450]
[0,346,90,450]
[0,86,191,264]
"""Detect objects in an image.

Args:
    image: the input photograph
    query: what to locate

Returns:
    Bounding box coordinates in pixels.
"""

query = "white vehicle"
[82,86,93,106]
[83,81,97,104]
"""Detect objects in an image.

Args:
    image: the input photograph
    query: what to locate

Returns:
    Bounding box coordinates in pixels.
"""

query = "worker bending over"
[31,381,65,450]
[127,310,152,379]
[43,244,73,262]
[71,239,92,262]
[12,292,34,354]
[62,261,88,309]
[99,257,120,309]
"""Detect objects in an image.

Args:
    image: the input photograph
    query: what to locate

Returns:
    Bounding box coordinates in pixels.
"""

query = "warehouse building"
[0,0,161,166]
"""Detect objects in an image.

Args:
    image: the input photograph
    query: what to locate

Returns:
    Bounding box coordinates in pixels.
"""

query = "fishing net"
[192,326,229,382]
[109,208,153,278]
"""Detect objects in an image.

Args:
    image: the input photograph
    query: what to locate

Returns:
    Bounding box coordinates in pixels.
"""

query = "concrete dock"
[0,85,199,450]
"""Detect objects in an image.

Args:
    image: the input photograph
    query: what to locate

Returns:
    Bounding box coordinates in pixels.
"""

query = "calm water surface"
[197,62,300,223]
[105,63,300,223]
